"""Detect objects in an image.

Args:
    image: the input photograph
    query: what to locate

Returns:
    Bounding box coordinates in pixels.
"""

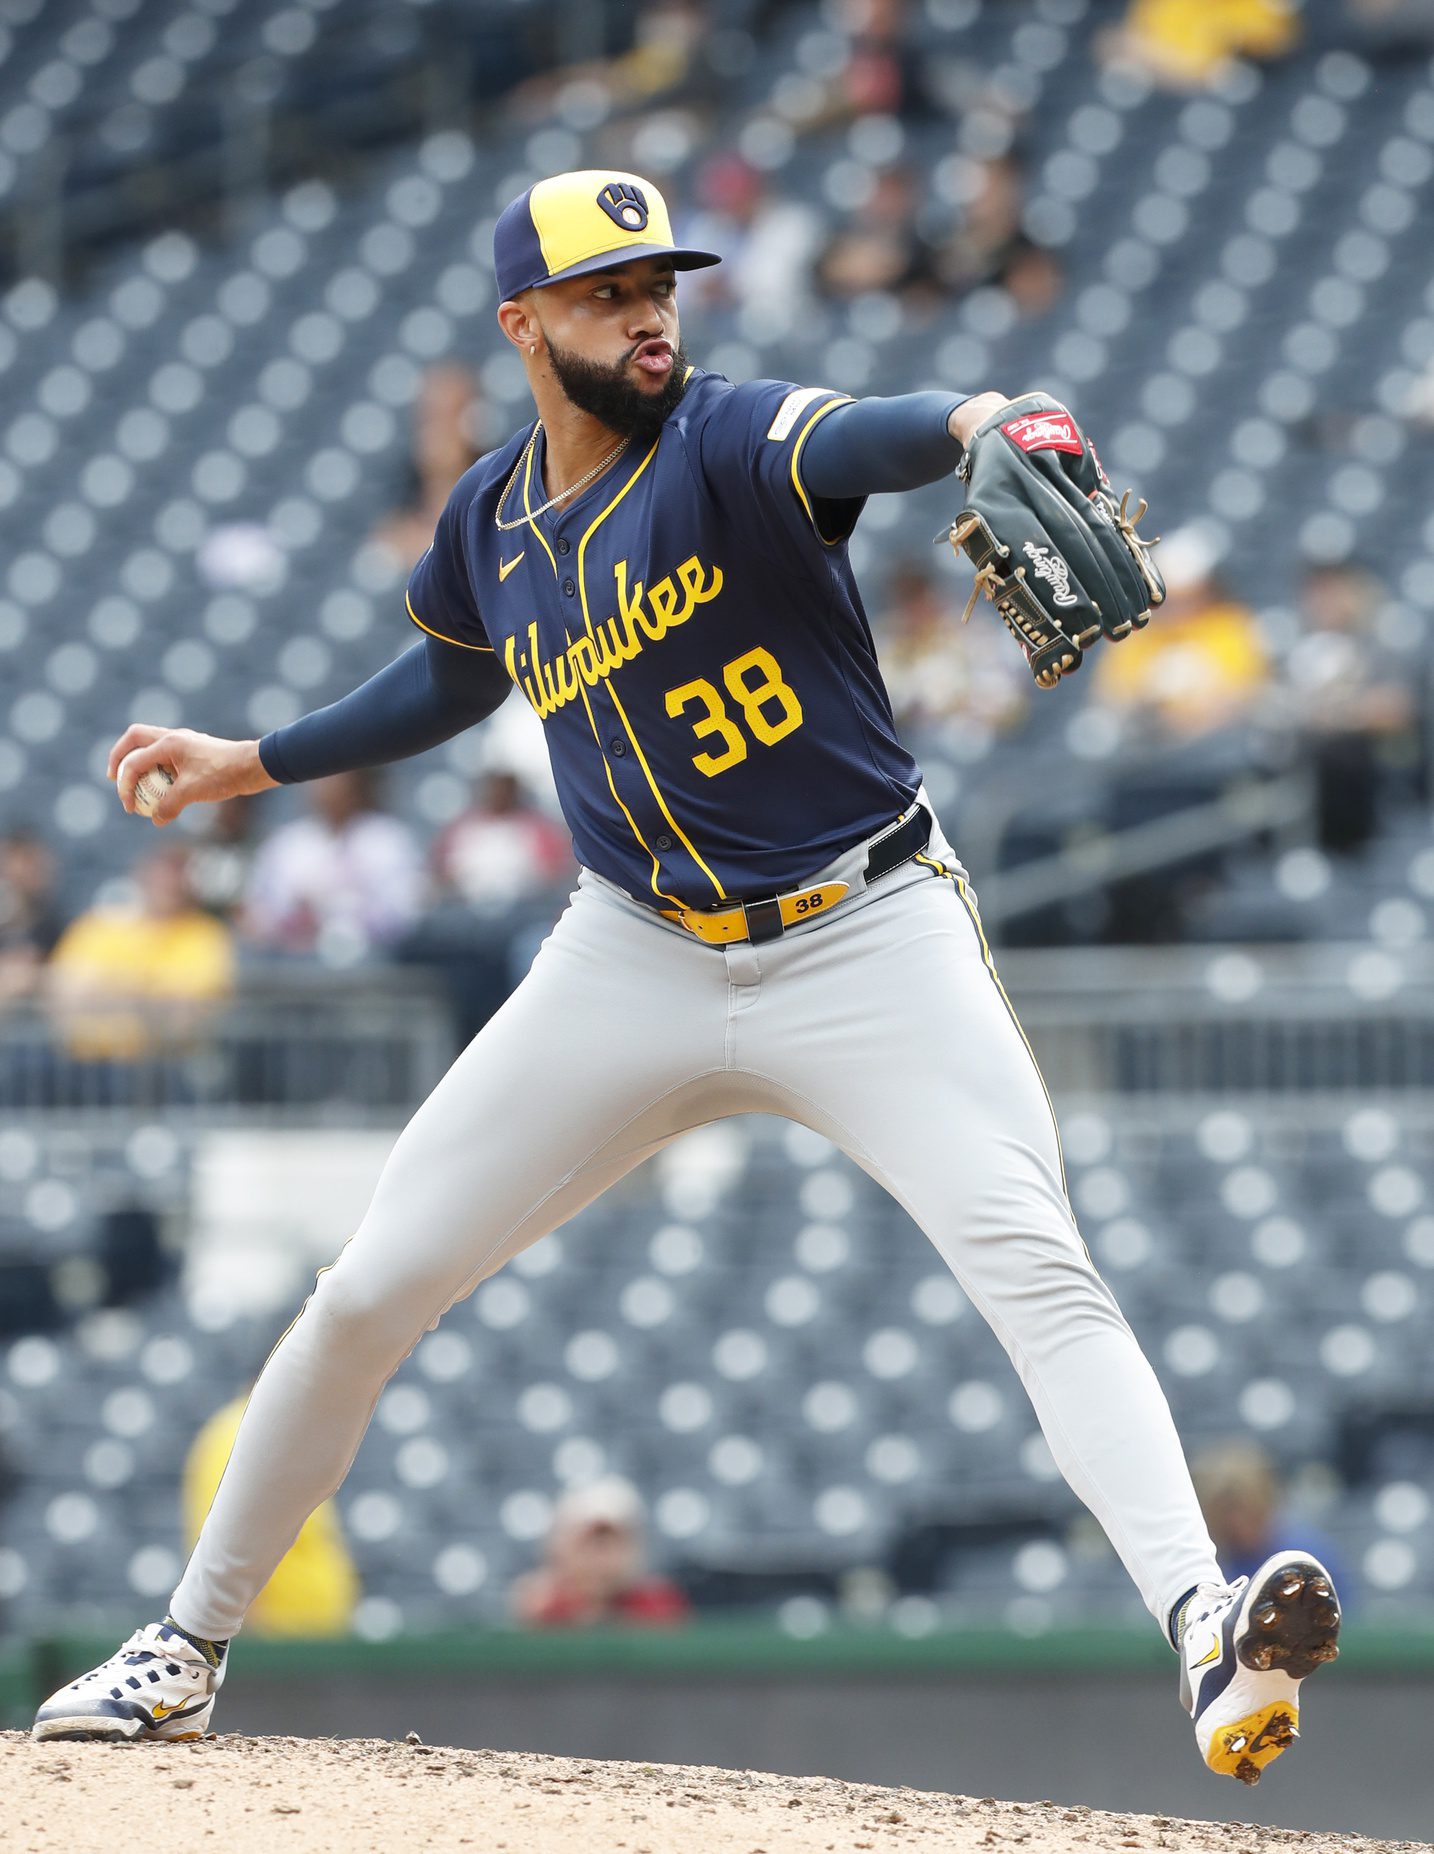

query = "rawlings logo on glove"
[937,392,1165,689]
[1002,411,1083,456]
[1022,541,1078,608]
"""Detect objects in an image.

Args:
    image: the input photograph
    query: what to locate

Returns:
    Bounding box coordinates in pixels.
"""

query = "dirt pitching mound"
[4,1730,1428,1854]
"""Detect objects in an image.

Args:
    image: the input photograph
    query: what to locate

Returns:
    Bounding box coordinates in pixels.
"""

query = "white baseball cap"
[1153,521,1225,592]
[554,1476,644,1533]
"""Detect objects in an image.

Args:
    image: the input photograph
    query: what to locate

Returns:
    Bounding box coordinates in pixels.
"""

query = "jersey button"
[556,537,571,554]
[654,835,673,852]
[562,577,576,596]
[609,738,627,757]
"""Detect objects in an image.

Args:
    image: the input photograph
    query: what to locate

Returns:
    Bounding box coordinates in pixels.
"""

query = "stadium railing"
[1004,945,1434,1097]
[5,946,1434,1117]
[0,968,454,1122]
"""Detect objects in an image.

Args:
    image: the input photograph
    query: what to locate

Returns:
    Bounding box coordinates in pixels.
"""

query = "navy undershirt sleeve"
[258,634,511,785]
[799,391,969,500]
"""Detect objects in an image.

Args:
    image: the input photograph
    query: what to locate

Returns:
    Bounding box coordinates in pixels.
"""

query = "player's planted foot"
[1178,1550,1340,1785]
[31,1620,226,1743]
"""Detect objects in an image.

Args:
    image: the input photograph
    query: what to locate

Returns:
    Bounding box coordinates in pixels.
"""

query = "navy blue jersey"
[406,369,922,906]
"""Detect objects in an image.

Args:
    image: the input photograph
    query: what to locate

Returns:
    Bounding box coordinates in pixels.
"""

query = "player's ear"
[497,297,540,354]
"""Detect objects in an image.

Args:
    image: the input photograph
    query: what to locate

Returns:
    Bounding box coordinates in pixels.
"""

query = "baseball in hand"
[132,765,175,818]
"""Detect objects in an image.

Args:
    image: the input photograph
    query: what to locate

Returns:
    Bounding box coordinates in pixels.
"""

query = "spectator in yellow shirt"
[1101,0,1299,88]
[1091,527,1270,742]
[184,1393,359,1636]
[46,845,234,1064]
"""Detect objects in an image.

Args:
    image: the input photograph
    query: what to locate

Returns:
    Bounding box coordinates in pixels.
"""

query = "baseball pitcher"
[34,171,1339,1785]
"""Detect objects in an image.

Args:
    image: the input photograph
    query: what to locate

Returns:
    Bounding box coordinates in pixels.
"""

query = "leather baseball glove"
[937,392,1165,689]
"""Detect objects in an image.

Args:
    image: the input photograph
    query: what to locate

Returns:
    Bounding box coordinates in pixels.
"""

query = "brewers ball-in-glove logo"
[937,391,1166,689]
[597,181,649,231]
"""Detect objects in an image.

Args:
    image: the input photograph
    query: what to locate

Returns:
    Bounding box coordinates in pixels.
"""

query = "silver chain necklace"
[494,423,628,533]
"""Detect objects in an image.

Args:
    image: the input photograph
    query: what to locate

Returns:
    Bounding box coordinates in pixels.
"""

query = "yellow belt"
[661,881,850,945]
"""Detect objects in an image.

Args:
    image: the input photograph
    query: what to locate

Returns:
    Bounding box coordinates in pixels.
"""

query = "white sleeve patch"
[765,386,834,443]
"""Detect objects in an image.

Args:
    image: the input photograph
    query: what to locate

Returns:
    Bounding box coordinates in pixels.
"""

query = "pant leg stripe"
[951,875,1072,1208]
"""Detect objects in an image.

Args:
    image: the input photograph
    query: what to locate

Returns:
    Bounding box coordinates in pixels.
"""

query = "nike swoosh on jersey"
[499,551,525,582]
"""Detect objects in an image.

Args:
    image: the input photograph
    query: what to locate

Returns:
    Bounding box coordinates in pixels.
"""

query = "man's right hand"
[108,725,279,827]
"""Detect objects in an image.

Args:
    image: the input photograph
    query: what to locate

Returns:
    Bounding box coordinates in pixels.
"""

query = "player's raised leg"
[747,863,1339,1781]
[32,878,732,1741]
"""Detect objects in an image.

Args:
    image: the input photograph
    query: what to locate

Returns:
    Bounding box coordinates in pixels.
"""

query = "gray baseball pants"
[170,804,1220,1640]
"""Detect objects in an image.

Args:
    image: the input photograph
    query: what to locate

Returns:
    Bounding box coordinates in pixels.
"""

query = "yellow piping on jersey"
[404,589,495,652]
[576,442,727,903]
[515,435,666,898]
[789,395,855,547]
[603,676,727,901]
[521,439,560,579]
[566,630,682,907]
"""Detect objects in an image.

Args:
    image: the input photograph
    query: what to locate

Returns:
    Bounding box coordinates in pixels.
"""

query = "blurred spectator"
[1191,1440,1351,1602]
[397,771,570,1044]
[244,771,425,961]
[796,0,938,131]
[1100,0,1299,88]
[184,1392,359,1637]
[1089,525,1270,742]
[597,0,708,105]
[373,364,485,571]
[1282,562,1419,854]
[679,153,822,323]
[1346,0,1434,58]
[992,236,1065,321]
[0,832,64,1007]
[935,155,1063,317]
[877,564,1028,741]
[508,0,709,125]
[45,845,234,1065]
[432,770,572,913]
[511,1477,692,1628]
[815,166,940,308]
[186,795,262,926]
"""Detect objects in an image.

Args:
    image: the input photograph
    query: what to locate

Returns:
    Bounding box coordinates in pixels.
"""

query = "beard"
[544,335,691,444]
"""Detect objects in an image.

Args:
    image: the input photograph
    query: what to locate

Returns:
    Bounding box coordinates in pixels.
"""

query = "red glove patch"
[1001,410,1083,456]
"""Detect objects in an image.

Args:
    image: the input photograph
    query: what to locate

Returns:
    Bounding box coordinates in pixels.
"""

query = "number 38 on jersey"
[664,647,803,777]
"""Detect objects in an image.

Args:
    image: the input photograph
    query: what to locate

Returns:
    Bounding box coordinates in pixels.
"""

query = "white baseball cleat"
[31,1621,225,1743]
[1179,1550,1341,1785]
